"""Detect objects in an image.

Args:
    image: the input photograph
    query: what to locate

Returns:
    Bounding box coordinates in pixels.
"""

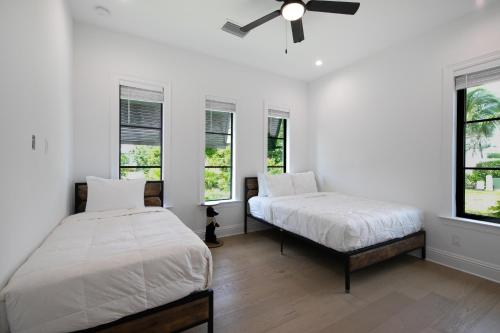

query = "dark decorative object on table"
[205,206,223,248]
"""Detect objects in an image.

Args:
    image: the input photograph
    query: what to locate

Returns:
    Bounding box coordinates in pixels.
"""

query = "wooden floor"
[189,230,500,333]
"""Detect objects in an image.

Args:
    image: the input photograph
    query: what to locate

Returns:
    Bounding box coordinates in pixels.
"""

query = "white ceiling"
[68,0,488,81]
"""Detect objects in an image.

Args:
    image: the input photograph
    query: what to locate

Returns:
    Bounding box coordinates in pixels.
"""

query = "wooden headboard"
[244,177,259,234]
[74,180,164,214]
[244,177,259,203]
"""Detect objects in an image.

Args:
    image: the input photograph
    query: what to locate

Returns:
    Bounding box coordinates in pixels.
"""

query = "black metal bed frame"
[244,177,426,293]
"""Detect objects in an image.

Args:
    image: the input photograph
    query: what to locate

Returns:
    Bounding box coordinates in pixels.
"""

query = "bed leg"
[244,213,248,235]
[421,231,426,260]
[344,258,351,293]
[208,290,214,333]
[280,229,284,255]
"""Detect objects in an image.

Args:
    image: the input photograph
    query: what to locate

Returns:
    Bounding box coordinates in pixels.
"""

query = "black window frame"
[119,90,163,180]
[456,88,500,223]
[204,111,234,202]
[267,117,287,174]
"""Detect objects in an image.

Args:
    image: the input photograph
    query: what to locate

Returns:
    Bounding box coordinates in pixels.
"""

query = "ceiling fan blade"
[240,10,281,32]
[291,19,304,43]
[306,1,360,15]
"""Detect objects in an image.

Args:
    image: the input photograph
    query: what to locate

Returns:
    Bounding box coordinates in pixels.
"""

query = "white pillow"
[85,176,146,212]
[257,173,268,197]
[265,173,295,197]
[292,171,318,194]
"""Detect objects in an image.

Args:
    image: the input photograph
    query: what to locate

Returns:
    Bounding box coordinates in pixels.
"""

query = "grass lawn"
[465,189,500,217]
[205,188,231,202]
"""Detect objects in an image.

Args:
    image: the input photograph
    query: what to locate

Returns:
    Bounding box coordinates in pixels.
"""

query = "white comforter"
[249,192,422,252]
[1,208,212,333]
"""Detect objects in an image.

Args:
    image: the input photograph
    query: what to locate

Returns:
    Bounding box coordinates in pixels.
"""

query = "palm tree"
[466,88,500,158]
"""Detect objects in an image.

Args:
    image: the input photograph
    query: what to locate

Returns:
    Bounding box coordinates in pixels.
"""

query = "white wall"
[0,0,73,287]
[0,0,73,330]
[73,23,309,235]
[309,4,500,281]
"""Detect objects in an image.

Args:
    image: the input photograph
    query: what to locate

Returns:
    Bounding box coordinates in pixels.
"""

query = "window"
[456,66,500,222]
[119,85,164,180]
[204,98,235,202]
[267,109,289,175]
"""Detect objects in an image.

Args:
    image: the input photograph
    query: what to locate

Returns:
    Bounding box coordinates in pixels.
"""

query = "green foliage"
[489,201,500,217]
[120,145,161,180]
[204,168,231,201]
[468,160,500,186]
[465,174,475,189]
[267,139,284,168]
[465,88,500,158]
[120,153,129,166]
[267,168,284,175]
[120,168,161,181]
[464,88,500,191]
[204,146,231,201]
[267,118,285,172]
[128,145,161,166]
[466,88,500,121]
[205,147,231,166]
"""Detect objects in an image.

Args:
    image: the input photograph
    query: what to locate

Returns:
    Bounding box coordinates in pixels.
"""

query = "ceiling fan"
[239,0,360,43]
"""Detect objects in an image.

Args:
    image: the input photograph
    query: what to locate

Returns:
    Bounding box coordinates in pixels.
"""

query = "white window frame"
[263,103,291,173]
[200,95,237,204]
[110,76,172,183]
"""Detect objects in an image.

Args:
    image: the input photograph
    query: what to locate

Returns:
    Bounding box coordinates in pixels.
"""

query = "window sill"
[200,199,242,207]
[439,215,500,235]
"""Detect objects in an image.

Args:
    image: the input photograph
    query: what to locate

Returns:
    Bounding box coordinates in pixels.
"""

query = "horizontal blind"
[268,117,285,139]
[206,98,236,113]
[120,127,161,146]
[120,85,164,103]
[268,109,290,119]
[455,65,500,90]
[120,100,162,128]
[205,111,231,149]
[120,85,163,146]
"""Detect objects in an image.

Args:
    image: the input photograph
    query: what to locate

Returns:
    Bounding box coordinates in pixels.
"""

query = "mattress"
[0,208,212,333]
[249,195,266,219]
[248,192,422,252]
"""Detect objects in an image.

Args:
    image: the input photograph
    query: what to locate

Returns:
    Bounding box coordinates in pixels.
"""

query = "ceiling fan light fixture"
[281,0,305,21]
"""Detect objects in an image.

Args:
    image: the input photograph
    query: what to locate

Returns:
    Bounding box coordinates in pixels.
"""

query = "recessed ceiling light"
[315,60,323,67]
[94,6,111,17]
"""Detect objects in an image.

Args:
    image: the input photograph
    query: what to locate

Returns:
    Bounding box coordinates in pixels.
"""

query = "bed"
[1,181,213,333]
[244,177,425,293]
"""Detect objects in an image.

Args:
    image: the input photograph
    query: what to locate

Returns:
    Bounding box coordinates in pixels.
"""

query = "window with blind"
[204,98,235,201]
[119,85,164,180]
[456,65,500,222]
[267,110,289,175]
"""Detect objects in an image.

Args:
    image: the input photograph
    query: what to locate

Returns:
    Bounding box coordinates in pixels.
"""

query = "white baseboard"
[194,222,269,239]
[427,247,500,283]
